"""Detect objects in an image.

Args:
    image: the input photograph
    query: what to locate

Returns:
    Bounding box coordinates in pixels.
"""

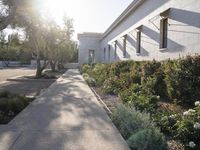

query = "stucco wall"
[100,0,200,62]
[78,34,102,65]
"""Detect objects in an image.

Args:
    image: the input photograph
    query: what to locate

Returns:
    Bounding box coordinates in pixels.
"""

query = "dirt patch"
[92,87,123,111]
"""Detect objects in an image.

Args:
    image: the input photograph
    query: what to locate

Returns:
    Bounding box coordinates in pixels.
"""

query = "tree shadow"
[0,70,129,149]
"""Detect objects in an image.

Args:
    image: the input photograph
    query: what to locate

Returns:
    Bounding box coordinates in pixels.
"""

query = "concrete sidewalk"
[0,69,130,150]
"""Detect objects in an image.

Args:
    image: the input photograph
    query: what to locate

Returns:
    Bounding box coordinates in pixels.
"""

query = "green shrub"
[164,55,200,105]
[111,105,168,150]
[111,105,152,139]
[102,76,119,94]
[152,110,179,136]
[110,60,135,77]
[153,102,200,149]
[82,73,96,87]
[80,64,92,74]
[119,84,159,113]
[174,104,200,149]
[127,128,168,150]
[142,60,168,98]
[0,91,32,124]
[142,60,161,77]
[90,63,110,86]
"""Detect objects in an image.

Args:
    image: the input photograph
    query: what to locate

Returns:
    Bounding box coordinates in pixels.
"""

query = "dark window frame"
[108,44,111,62]
[104,47,106,61]
[136,30,141,54]
[123,35,127,58]
[160,18,168,49]
[114,41,117,60]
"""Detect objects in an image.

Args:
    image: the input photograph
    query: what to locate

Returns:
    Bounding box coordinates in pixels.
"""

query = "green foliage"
[110,60,135,77]
[111,105,168,150]
[80,64,93,74]
[119,84,159,113]
[90,63,110,86]
[153,102,200,149]
[82,56,200,149]
[111,105,152,139]
[82,73,96,87]
[82,55,200,106]
[127,128,168,150]
[142,60,168,98]
[0,46,19,61]
[142,60,161,77]
[0,91,32,124]
[164,56,200,105]
[174,105,200,150]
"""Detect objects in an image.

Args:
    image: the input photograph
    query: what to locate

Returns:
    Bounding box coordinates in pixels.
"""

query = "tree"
[43,16,75,72]
[0,0,77,77]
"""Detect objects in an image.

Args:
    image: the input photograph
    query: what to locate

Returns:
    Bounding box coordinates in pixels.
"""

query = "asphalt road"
[0,68,36,83]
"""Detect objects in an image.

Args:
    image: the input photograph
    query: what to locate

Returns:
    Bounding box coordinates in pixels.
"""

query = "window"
[160,18,168,49]
[104,48,106,61]
[123,35,127,58]
[136,30,141,54]
[114,41,117,60]
[108,45,111,62]
[89,50,95,64]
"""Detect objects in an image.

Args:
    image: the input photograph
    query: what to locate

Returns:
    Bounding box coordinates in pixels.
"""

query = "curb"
[90,87,112,115]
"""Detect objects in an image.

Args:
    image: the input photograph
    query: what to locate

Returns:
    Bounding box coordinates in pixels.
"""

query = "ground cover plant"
[81,55,200,149]
[0,91,33,124]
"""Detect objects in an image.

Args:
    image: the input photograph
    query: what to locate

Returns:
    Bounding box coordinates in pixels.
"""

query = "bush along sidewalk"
[111,105,168,150]
[0,91,33,124]
[80,55,200,149]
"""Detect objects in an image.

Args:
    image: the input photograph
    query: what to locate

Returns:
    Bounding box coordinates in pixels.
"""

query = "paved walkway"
[0,70,129,150]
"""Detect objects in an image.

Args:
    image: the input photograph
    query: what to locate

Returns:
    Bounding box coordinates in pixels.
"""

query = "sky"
[39,0,133,40]
[3,0,133,40]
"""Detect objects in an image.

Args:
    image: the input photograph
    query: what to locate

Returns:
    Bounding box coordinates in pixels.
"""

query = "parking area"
[0,68,36,83]
[0,68,55,97]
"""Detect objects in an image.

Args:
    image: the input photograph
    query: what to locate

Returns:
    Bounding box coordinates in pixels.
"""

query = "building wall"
[78,0,200,64]
[78,34,102,65]
[100,0,200,62]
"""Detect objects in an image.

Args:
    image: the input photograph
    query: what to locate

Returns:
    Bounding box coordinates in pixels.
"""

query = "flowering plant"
[174,102,200,149]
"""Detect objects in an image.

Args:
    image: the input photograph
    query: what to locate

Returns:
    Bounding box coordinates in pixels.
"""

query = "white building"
[78,0,200,65]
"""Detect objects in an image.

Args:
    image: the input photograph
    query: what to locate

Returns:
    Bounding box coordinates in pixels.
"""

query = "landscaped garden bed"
[81,55,200,150]
[0,91,33,124]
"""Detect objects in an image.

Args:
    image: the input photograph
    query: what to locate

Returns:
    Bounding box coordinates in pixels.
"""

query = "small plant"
[111,105,152,139]
[82,73,96,87]
[127,128,168,150]
[0,91,33,124]
[174,103,200,149]
[111,105,168,150]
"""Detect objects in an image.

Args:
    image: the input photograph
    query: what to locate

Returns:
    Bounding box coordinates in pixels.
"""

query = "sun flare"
[39,0,73,23]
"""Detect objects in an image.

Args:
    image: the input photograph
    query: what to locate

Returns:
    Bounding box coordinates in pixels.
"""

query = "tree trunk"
[35,58,42,78]
[50,61,56,72]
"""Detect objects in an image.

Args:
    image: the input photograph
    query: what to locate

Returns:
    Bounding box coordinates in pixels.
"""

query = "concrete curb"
[90,87,112,115]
